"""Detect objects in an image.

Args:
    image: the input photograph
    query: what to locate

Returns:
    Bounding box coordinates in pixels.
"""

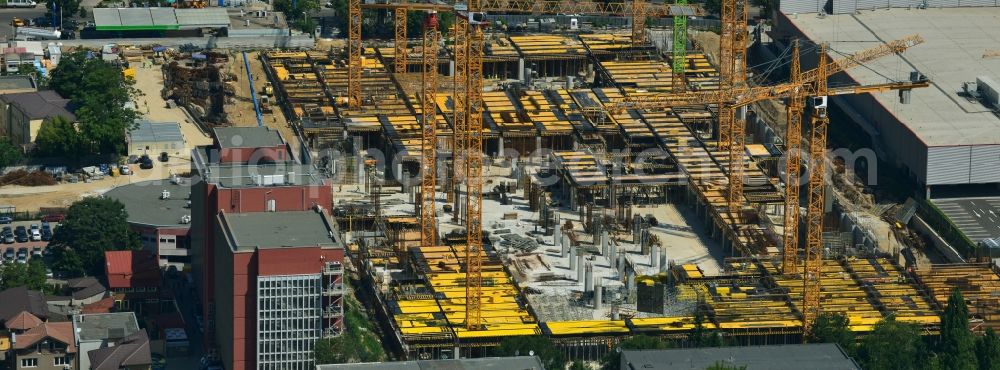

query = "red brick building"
[190,127,342,370]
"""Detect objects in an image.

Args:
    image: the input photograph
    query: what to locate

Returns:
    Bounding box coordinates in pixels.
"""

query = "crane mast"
[420,12,440,251]
[395,3,408,74]
[782,40,804,274]
[672,0,688,92]
[464,1,486,331]
[452,15,469,221]
[348,0,362,109]
[802,44,830,336]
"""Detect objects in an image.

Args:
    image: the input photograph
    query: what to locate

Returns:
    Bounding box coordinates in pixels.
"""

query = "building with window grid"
[212,210,344,370]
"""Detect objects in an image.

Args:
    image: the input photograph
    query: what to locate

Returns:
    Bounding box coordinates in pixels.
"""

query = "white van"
[3,0,38,8]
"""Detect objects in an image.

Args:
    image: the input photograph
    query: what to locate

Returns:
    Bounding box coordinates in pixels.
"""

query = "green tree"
[940,289,978,370]
[498,335,565,370]
[706,362,748,370]
[976,329,1000,370]
[49,50,138,158]
[46,0,82,21]
[808,312,855,354]
[49,197,140,277]
[690,308,723,348]
[569,360,589,370]
[601,335,668,370]
[273,0,319,20]
[1,259,48,291]
[314,279,386,364]
[34,116,82,159]
[0,138,23,170]
[858,317,923,370]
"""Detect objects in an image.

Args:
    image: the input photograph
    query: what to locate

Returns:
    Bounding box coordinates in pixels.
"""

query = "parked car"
[29,224,40,241]
[14,226,28,243]
[31,247,42,258]
[41,228,52,241]
[159,152,169,162]
[2,227,12,244]
[139,155,154,169]
[41,214,65,223]
[120,164,132,175]
[0,217,11,224]
[16,248,28,263]
[3,248,13,260]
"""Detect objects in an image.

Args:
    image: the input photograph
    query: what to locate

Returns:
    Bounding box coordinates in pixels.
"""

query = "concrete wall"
[128,139,186,157]
[0,101,41,147]
[53,35,316,50]
[14,349,73,370]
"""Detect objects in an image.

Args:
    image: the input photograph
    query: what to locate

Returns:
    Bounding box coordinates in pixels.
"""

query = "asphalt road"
[0,7,49,40]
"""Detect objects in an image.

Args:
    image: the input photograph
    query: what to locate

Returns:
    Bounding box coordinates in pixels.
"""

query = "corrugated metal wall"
[806,0,998,13]
[927,146,972,185]
[925,145,1000,185]
[780,0,828,14]
[970,145,1000,183]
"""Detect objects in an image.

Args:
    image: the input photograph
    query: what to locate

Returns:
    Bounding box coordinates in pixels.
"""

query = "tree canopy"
[858,317,925,370]
[1,259,48,291]
[48,50,138,158]
[49,197,140,277]
[34,116,82,159]
[0,138,23,170]
[940,289,978,370]
[808,312,855,355]
[977,329,1000,370]
[497,335,565,370]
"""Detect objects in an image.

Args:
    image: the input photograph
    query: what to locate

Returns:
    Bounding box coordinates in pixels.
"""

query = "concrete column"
[651,245,659,269]
[617,254,625,279]
[518,58,525,81]
[560,235,569,258]
[584,262,594,293]
[449,60,455,77]
[554,222,562,246]
[569,247,578,271]
[594,275,603,310]
[577,253,586,281]
[601,231,609,256]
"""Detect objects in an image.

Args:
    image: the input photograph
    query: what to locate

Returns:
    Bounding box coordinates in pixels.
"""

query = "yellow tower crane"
[420,11,441,250]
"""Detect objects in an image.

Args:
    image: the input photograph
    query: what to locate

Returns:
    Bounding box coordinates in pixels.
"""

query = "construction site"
[231,0,1000,362]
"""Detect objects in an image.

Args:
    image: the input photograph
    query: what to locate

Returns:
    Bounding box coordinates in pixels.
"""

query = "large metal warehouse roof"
[93,8,229,31]
[779,7,1000,186]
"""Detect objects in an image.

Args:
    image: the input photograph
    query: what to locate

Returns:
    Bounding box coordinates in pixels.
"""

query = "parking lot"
[0,219,56,264]
[932,197,1000,242]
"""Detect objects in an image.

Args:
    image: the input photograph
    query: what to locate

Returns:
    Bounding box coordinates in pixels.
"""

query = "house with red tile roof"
[11,321,76,370]
[104,250,164,314]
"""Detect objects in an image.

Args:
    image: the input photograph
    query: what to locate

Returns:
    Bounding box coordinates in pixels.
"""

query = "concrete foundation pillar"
[584,262,594,293]
[594,275,603,310]
[577,254,586,281]
[518,58,525,81]
[560,235,569,258]
[569,247,578,271]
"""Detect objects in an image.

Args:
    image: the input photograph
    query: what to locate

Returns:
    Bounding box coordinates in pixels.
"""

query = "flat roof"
[73,312,140,343]
[620,344,860,370]
[0,75,35,92]
[104,180,191,228]
[129,119,184,144]
[221,211,338,251]
[93,8,229,31]
[315,356,545,370]
[214,127,284,149]
[783,8,1000,147]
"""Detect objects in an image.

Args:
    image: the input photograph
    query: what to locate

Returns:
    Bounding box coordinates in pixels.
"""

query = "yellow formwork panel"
[545,320,630,336]
[453,324,541,339]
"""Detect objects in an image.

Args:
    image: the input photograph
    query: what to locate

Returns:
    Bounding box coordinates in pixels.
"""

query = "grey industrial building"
[619,344,860,370]
[314,356,546,370]
[776,7,1000,192]
[772,6,1000,245]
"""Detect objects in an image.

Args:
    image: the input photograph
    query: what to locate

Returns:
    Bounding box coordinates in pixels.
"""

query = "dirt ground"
[222,51,300,156]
